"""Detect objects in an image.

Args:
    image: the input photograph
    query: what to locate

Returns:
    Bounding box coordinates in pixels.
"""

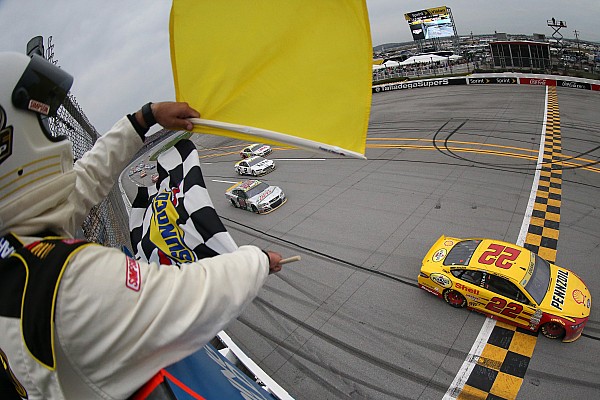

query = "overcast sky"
[1,1,598,133]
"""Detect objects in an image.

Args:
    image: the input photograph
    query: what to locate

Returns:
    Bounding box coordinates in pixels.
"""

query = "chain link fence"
[49,93,133,249]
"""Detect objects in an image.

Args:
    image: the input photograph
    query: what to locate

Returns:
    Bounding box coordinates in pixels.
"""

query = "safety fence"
[49,93,134,249]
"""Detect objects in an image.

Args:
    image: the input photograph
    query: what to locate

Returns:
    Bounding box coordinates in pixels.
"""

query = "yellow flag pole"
[190,118,367,160]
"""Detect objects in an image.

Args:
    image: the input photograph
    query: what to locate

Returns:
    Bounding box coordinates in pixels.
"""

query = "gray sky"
[1,1,598,133]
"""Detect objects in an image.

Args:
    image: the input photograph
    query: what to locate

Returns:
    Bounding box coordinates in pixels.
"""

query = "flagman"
[0,51,283,399]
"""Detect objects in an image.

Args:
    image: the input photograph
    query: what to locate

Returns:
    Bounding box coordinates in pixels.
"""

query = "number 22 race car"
[418,235,591,342]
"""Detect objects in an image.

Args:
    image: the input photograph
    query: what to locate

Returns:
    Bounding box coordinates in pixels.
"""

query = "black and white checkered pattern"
[129,139,237,265]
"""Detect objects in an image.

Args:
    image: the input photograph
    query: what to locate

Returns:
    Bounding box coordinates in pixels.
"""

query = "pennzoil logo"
[0,106,14,166]
[149,188,196,264]
[551,269,569,310]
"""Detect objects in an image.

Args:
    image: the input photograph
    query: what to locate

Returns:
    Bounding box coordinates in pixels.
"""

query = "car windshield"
[444,240,482,266]
[248,157,264,167]
[523,253,551,305]
[245,182,270,198]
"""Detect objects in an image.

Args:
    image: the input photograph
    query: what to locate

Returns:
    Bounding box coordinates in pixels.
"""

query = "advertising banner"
[519,77,557,87]
[557,80,592,90]
[166,345,277,399]
[404,6,448,21]
[373,77,466,93]
[468,77,518,85]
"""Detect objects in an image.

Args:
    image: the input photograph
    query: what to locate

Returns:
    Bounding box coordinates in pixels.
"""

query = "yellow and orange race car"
[418,236,592,342]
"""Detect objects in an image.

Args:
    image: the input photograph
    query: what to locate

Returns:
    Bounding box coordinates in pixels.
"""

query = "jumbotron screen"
[405,6,455,40]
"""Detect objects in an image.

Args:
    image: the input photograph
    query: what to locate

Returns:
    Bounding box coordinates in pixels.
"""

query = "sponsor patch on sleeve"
[125,256,142,292]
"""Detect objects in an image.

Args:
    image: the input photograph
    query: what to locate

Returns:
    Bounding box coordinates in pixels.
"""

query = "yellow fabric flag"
[169,0,372,159]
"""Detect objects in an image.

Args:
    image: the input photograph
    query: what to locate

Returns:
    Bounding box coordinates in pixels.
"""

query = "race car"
[240,143,272,158]
[418,235,592,342]
[225,179,286,214]
[234,156,275,176]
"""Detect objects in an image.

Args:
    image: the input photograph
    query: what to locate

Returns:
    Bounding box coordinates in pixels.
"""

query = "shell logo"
[572,289,586,305]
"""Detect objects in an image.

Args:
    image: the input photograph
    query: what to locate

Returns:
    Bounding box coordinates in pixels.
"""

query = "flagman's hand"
[134,102,200,131]
[264,250,283,274]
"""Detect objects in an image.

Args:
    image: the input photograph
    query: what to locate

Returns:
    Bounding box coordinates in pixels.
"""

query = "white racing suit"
[0,117,269,399]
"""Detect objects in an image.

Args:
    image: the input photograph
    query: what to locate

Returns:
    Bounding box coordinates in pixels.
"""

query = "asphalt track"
[125,84,600,399]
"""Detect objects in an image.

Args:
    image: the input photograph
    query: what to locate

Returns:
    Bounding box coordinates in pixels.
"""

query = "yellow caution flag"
[169,0,372,159]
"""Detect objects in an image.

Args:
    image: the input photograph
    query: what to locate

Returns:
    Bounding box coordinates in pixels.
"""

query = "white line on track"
[442,86,549,399]
[212,179,239,185]
[272,158,326,161]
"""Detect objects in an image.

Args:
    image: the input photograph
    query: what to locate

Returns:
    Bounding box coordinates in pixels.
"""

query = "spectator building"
[489,40,551,71]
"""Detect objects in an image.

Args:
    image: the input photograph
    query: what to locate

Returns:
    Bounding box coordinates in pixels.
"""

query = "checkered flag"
[129,139,237,265]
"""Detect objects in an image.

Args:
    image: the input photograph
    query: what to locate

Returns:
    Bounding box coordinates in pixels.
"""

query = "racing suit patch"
[126,256,141,292]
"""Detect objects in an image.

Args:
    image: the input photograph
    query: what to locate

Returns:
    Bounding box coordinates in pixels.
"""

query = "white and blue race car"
[234,156,275,176]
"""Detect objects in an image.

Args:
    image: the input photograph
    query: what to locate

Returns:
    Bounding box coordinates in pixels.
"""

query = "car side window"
[451,269,483,285]
[241,162,247,167]
[487,274,530,304]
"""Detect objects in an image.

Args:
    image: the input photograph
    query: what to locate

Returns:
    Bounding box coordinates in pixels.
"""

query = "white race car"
[225,179,286,214]
[240,143,272,158]
[234,156,275,176]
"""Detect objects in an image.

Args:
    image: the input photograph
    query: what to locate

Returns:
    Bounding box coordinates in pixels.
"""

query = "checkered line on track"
[458,87,562,400]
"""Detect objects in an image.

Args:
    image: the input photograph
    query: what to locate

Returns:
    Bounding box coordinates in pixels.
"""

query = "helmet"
[0,52,75,233]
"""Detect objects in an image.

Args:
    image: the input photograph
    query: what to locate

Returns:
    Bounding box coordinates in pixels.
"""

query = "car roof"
[228,179,264,192]
[235,156,261,166]
[448,238,533,284]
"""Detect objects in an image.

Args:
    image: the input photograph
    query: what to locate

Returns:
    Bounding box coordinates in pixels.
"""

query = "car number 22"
[485,297,523,318]
[478,244,521,269]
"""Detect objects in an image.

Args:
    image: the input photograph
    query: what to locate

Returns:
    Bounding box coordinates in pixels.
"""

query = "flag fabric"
[169,0,373,159]
[129,139,237,265]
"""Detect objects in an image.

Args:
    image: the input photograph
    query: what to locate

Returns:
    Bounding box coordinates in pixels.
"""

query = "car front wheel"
[230,199,237,208]
[443,290,467,308]
[540,322,565,339]
[251,205,259,213]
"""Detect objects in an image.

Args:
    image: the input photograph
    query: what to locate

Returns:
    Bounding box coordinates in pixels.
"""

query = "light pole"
[547,18,567,72]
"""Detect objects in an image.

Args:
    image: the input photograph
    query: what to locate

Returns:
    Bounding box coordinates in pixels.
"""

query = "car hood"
[254,159,273,168]
[249,186,281,204]
[540,265,592,318]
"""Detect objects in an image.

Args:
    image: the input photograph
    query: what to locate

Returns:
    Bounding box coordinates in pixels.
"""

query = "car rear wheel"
[230,199,237,208]
[540,322,565,339]
[443,290,467,308]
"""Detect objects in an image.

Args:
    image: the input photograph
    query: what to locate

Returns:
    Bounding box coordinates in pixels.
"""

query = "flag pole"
[280,255,301,265]
[190,118,367,160]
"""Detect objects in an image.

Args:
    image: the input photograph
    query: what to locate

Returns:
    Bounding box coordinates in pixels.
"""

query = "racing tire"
[251,170,257,176]
[251,205,259,214]
[230,199,237,208]
[540,322,565,340]
[443,290,467,308]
